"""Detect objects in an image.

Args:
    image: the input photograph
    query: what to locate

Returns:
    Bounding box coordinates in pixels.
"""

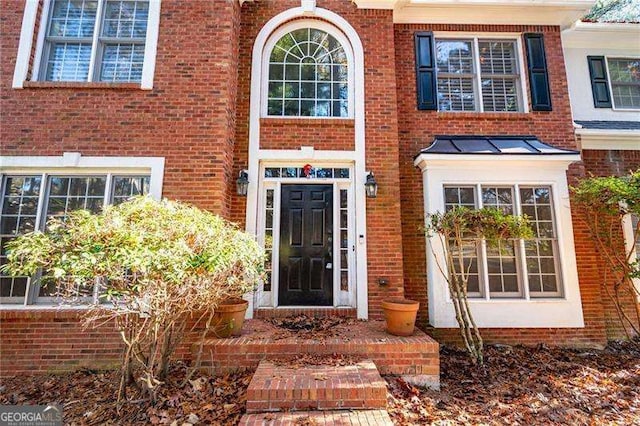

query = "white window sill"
[0,304,93,311]
[22,81,144,90]
[431,298,585,328]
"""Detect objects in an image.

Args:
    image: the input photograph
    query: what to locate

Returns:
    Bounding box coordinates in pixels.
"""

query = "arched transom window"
[267,28,349,117]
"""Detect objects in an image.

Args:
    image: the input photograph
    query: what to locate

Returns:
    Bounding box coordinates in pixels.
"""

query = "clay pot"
[211,298,249,338]
[382,299,420,336]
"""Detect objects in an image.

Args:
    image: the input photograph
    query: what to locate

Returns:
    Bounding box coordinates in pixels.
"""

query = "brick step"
[246,360,388,413]
[239,410,394,425]
[254,307,357,319]
[198,319,440,390]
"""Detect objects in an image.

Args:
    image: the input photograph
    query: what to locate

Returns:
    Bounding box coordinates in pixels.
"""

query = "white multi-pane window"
[436,38,523,112]
[0,174,150,304]
[267,28,349,117]
[443,184,561,299]
[40,0,149,82]
[607,58,640,110]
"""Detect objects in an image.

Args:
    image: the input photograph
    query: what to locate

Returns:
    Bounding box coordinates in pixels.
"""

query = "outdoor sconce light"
[236,170,249,196]
[364,172,378,198]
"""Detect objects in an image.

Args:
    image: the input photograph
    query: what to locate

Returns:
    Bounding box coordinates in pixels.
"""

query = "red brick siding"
[1,0,242,375]
[0,309,215,377]
[232,0,406,319]
[1,0,240,217]
[394,24,609,346]
[581,148,640,340]
[260,118,355,151]
[0,310,122,376]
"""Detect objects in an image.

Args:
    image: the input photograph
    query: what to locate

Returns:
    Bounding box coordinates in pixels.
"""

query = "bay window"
[444,184,560,300]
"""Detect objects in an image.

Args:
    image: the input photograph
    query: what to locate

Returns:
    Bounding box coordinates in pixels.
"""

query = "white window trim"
[433,32,530,114]
[414,154,584,328]
[14,0,161,89]
[247,7,368,319]
[622,214,640,303]
[261,19,355,119]
[0,152,165,309]
[604,56,640,112]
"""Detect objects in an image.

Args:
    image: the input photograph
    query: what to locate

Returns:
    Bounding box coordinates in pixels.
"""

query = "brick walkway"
[246,360,387,412]
[239,410,393,425]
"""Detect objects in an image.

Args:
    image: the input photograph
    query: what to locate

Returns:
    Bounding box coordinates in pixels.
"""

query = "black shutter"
[524,33,552,111]
[587,56,612,108]
[415,32,437,111]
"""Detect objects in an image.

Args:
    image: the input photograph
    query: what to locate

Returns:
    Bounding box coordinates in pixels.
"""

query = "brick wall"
[1,0,241,217]
[0,0,242,375]
[0,310,122,375]
[1,0,635,378]
[232,0,406,319]
[581,148,640,340]
[260,118,355,151]
[394,24,610,346]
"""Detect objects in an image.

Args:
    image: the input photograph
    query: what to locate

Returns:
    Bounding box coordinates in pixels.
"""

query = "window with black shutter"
[415,32,438,110]
[524,33,552,111]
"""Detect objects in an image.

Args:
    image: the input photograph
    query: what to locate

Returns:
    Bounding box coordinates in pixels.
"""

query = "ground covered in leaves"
[387,340,640,425]
[0,362,251,425]
[1,340,638,425]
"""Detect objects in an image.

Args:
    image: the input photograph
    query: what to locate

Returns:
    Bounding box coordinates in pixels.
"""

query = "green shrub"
[2,197,265,402]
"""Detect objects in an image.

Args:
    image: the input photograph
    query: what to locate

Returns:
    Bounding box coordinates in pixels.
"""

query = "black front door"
[279,184,333,306]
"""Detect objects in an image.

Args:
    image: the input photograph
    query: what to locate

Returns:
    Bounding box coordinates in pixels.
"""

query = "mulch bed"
[387,340,640,425]
[1,339,638,425]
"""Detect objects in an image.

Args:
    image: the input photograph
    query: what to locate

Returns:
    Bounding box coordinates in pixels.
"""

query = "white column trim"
[12,0,39,89]
[246,6,368,319]
[141,0,162,90]
[622,214,640,303]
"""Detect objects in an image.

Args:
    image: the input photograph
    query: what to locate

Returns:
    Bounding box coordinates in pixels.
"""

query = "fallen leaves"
[1,336,638,425]
[387,340,640,425]
[265,314,353,341]
[0,362,251,425]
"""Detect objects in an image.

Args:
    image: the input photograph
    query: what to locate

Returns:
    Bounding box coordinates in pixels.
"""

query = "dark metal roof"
[575,120,640,130]
[417,136,580,157]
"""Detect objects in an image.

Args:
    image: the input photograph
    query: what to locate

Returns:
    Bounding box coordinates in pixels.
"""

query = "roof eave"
[414,153,582,170]
[353,0,595,26]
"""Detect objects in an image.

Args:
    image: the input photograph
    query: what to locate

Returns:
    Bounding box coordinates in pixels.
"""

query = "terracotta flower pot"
[211,298,249,338]
[382,299,420,336]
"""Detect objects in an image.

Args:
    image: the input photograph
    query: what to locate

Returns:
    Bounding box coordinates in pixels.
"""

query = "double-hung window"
[607,58,640,110]
[436,37,523,112]
[39,0,149,82]
[0,174,150,304]
[444,184,561,299]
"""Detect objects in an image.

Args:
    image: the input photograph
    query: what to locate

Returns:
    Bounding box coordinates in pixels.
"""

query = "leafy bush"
[572,170,640,338]
[425,207,532,365]
[2,197,265,402]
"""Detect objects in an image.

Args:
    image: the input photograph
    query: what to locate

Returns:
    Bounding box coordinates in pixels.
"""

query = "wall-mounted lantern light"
[364,172,378,198]
[236,170,249,196]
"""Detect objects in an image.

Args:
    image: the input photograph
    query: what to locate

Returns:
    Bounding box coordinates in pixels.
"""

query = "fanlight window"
[267,28,349,117]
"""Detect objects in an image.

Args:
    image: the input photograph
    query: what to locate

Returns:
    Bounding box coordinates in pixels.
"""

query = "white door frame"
[255,162,357,310]
[244,6,368,319]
